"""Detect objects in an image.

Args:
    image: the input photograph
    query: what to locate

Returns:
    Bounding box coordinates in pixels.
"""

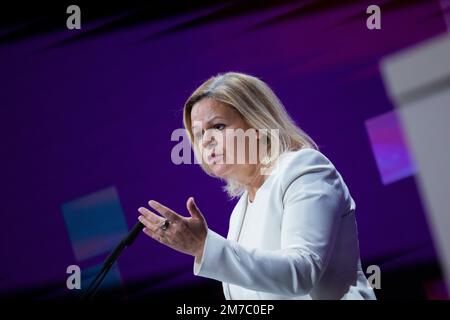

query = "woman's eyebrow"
[192,116,225,129]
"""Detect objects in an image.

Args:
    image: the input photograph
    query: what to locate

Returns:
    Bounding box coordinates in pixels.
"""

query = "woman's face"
[190,98,258,181]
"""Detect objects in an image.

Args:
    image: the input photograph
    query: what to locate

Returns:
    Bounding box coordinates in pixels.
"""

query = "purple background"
[1,0,448,299]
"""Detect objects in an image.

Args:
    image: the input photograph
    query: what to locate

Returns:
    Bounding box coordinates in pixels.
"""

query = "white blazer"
[193,148,376,300]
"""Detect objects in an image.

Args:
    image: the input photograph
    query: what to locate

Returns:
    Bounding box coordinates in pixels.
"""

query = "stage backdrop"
[1,0,448,299]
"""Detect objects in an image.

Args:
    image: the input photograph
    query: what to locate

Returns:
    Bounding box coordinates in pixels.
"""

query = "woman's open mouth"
[208,153,223,163]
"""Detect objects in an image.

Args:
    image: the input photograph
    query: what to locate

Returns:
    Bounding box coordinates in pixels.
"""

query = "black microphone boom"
[81,221,144,300]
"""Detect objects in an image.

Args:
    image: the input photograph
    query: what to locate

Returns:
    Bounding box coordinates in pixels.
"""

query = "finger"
[148,200,182,221]
[138,207,162,225]
[138,215,161,233]
[143,227,170,246]
[142,225,181,251]
[186,197,203,220]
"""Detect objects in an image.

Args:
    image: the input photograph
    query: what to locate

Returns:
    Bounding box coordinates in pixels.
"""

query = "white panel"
[398,90,450,290]
[381,34,450,294]
[380,34,450,105]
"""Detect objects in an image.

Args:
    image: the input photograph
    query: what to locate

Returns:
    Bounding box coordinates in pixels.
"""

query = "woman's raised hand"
[138,197,208,259]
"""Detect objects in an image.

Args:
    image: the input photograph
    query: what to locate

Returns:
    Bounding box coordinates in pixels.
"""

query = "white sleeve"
[193,149,345,296]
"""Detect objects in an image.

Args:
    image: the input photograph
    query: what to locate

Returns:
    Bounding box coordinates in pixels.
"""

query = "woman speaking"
[137,72,376,300]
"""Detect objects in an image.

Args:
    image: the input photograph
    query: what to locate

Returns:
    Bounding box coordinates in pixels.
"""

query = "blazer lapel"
[224,191,248,300]
[227,191,249,242]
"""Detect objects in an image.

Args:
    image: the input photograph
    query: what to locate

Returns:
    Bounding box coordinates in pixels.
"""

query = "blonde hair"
[183,72,318,199]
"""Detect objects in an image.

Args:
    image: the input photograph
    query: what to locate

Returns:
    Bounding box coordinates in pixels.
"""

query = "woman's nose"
[202,134,216,149]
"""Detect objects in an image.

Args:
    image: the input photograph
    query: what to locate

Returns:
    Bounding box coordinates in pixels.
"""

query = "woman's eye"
[213,124,225,130]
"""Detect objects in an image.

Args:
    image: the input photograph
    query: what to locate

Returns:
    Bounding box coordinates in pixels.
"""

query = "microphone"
[82,221,144,300]
[102,221,144,269]
[123,221,145,246]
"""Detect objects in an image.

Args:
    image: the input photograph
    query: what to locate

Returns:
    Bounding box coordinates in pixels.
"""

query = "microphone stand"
[81,222,144,300]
